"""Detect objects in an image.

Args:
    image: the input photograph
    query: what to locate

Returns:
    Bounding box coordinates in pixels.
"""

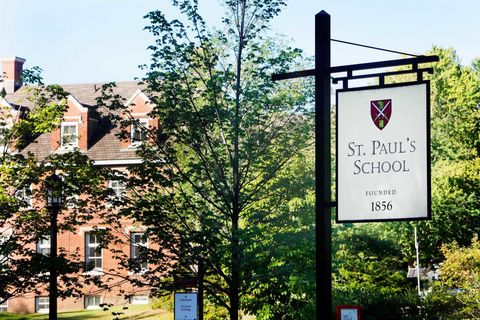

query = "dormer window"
[61,122,78,148]
[130,118,148,146]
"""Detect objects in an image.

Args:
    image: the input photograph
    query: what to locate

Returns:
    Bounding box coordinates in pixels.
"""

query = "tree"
[388,47,480,264]
[435,236,480,318]
[98,0,314,318]
[329,47,479,318]
[240,147,316,319]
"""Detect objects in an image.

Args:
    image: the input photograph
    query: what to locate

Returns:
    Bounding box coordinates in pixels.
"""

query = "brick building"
[0,56,155,313]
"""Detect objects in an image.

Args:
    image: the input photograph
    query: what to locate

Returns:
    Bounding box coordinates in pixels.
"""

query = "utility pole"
[415,226,421,296]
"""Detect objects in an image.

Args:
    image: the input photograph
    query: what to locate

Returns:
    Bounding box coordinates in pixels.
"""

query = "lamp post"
[45,174,62,320]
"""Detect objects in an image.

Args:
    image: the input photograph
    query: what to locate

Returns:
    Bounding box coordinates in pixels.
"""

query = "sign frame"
[335,80,432,223]
[336,305,361,320]
[174,292,198,320]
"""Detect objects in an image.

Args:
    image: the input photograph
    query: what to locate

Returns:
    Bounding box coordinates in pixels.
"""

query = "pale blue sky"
[1,0,478,84]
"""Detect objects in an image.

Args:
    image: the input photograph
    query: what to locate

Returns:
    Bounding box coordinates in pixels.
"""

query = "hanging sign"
[174,292,197,320]
[336,82,431,222]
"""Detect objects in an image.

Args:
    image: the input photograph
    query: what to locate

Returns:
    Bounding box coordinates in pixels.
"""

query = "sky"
[1,0,479,85]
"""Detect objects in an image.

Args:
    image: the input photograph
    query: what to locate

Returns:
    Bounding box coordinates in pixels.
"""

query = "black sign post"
[272,10,438,320]
[273,10,333,319]
[314,11,332,319]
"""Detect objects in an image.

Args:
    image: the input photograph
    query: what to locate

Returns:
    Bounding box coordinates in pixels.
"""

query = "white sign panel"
[340,308,359,320]
[174,292,197,320]
[337,82,430,222]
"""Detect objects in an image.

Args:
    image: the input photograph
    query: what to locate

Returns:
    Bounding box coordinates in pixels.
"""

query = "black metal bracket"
[272,55,439,89]
[332,67,434,89]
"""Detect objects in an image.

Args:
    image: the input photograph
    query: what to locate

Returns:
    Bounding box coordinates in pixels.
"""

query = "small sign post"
[174,292,198,320]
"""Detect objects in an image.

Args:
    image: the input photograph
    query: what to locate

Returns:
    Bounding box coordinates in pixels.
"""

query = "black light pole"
[46,174,62,320]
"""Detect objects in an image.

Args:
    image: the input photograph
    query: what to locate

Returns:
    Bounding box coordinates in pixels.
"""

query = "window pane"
[109,180,126,199]
[130,295,149,305]
[61,123,78,147]
[86,233,102,271]
[36,296,49,312]
[0,300,7,312]
[130,233,148,271]
[131,119,148,144]
[89,247,97,257]
[88,234,99,245]
[86,296,101,308]
[15,186,32,208]
[37,235,51,256]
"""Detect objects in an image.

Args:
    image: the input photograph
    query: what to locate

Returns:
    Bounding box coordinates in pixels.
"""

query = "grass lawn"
[0,304,173,320]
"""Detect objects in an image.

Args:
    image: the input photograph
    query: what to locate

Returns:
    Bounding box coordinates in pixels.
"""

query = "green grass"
[0,304,173,320]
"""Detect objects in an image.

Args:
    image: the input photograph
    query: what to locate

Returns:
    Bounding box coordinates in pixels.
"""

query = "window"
[15,185,32,208]
[0,230,11,266]
[130,232,148,271]
[60,122,78,148]
[65,193,79,208]
[85,233,102,272]
[109,180,126,200]
[35,296,49,313]
[130,118,148,145]
[130,295,149,305]
[37,235,51,256]
[0,125,6,146]
[0,300,7,312]
[85,295,101,309]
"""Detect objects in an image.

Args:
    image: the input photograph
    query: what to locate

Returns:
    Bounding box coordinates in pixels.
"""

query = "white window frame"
[15,185,32,209]
[85,295,102,309]
[0,229,12,266]
[130,118,149,146]
[0,299,7,313]
[35,296,49,313]
[37,235,51,256]
[0,124,7,149]
[108,180,126,200]
[130,232,148,272]
[60,122,78,148]
[130,295,149,305]
[65,193,79,208]
[85,233,103,273]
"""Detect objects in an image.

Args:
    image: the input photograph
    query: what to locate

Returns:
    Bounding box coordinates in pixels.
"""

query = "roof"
[5,81,148,163]
[5,81,143,109]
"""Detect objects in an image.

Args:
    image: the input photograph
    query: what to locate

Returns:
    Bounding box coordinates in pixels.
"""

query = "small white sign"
[337,83,430,222]
[341,308,359,320]
[174,292,197,320]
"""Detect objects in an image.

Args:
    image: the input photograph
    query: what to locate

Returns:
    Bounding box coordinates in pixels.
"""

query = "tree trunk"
[231,2,246,319]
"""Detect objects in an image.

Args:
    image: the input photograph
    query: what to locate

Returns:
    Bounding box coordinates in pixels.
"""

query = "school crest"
[370,99,392,130]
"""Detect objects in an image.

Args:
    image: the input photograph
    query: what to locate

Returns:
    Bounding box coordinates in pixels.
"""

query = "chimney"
[1,56,26,93]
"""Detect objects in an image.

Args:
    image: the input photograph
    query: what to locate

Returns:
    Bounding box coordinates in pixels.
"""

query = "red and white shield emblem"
[370,99,392,130]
